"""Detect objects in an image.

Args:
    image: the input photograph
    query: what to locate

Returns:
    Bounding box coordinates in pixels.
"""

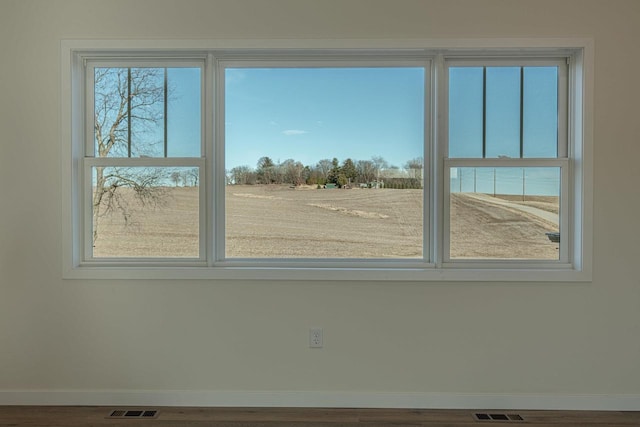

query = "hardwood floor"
[1,407,640,427]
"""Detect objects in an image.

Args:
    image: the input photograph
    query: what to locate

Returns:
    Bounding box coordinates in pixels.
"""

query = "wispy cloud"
[282,129,309,136]
[225,70,246,85]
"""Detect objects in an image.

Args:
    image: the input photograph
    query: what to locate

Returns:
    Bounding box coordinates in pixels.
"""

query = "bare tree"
[171,171,181,187]
[404,156,424,181]
[371,156,389,183]
[357,160,376,184]
[186,168,199,187]
[92,67,168,246]
[230,165,256,185]
[316,158,333,183]
[280,159,305,186]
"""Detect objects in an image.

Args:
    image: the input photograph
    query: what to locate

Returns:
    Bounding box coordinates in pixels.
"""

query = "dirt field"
[92,187,200,258]
[226,185,423,258]
[93,185,559,260]
[450,193,559,260]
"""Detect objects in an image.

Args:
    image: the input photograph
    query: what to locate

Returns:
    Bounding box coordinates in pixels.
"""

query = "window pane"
[486,67,521,158]
[129,68,165,157]
[91,166,199,258]
[94,68,130,157]
[94,67,201,158]
[523,67,558,157]
[167,68,201,157]
[449,167,560,260]
[224,67,425,259]
[449,67,483,158]
[449,65,560,160]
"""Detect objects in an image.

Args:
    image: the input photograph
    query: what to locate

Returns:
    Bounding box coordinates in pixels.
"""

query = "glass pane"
[449,67,483,158]
[94,67,201,158]
[167,68,201,157]
[449,65,560,160]
[92,166,199,258]
[485,67,521,158]
[523,67,558,158]
[224,67,425,259]
[128,68,165,157]
[94,68,130,157]
[449,167,560,260]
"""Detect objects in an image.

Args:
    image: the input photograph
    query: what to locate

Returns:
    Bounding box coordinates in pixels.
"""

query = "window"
[222,63,426,260]
[83,61,205,261]
[62,40,592,281]
[443,59,569,265]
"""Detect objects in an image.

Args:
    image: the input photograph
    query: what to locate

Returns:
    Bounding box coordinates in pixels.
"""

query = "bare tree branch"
[92,67,170,246]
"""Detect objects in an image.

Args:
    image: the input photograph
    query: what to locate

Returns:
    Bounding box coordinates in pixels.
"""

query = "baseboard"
[1,390,640,410]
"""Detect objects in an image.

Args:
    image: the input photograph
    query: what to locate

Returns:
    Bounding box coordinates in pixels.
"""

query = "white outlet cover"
[309,328,323,348]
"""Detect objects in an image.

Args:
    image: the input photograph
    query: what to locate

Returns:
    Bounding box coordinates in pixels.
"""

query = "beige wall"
[1,0,640,403]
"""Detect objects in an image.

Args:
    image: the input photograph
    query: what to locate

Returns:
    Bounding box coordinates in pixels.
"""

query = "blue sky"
[99,64,560,195]
[448,66,559,195]
[224,67,425,169]
[449,66,558,159]
[223,65,559,195]
[167,68,201,157]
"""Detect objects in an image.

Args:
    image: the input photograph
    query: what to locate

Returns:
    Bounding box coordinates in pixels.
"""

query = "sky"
[449,66,558,158]
[448,66,559,195]
[167,68,201,157]
[97,64,561,196]
[224,67,425,170]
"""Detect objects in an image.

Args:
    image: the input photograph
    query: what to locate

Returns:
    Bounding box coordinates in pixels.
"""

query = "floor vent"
[474,413,524,422]
[108,409,159,419]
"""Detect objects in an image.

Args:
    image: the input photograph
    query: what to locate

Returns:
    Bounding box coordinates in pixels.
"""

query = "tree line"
[228,156,424,189]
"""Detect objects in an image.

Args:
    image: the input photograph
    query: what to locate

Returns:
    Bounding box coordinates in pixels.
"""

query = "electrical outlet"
[309,328,323,348]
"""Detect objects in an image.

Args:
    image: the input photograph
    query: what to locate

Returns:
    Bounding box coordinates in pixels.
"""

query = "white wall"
[1,0,640,408]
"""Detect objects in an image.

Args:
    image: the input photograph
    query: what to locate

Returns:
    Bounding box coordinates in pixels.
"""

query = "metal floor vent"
[474,413,524,422]
[107,409,159,419]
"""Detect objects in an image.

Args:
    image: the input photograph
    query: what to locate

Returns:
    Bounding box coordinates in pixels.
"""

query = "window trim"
[61,38,593,281]
[215,57,432,266]
[82,58,208,262]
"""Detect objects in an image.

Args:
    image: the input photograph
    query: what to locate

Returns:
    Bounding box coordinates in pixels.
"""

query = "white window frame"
[441,57,570,268]
[81,57,209,266]
[214,57,432,268]
[61,39,593,281]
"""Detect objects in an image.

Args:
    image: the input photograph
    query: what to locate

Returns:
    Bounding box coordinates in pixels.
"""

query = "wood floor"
[1,407,640,427]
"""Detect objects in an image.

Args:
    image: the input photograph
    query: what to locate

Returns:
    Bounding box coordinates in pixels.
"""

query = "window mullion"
[164,67,168,158]
[434,54,447,267]
[558,60,569,158]
[482,66,487,159]
[127,68,132,158]
[520,66,524,158]
[207,53,219,266]
[85,64,96,157]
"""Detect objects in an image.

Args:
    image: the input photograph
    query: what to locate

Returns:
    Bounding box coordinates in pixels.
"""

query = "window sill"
[63,264,590,282]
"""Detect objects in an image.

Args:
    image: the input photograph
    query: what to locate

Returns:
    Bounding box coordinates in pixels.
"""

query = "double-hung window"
[83,59,205,262]
[62,40,591,281]
[442,58,570,266]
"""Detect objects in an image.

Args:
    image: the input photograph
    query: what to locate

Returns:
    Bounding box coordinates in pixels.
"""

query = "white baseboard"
[1,390,639,411]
